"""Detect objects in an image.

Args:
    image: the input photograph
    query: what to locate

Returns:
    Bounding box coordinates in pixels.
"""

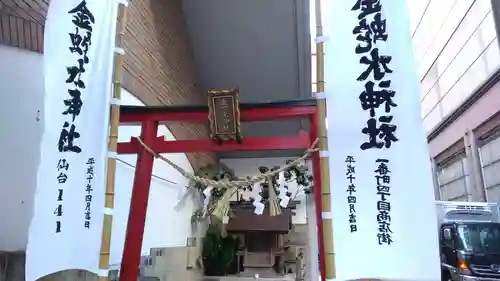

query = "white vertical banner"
[324,1,440,281]
[26,0,118,280]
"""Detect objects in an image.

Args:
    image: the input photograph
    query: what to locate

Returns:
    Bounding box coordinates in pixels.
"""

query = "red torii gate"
[116,99,325,281]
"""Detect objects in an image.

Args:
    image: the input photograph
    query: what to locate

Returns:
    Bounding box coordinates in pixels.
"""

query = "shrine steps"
[239,266,281,278]
[202,275,293,281]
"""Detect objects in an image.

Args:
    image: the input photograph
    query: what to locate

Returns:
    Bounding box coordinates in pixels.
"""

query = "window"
[457,223,500,253]
[186,237,197,247]
[143,256,153,266]
[480,136,500,201]
[437,156,470,201]
[442,226,454,248]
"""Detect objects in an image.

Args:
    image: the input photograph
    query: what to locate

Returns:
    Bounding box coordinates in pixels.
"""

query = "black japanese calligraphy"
[57,0,94,154]
[55,159,69,233]
[63,89,84,121]
[57,159,70,170]
[359,81,397,117]
[54,0,94,233]
[58,122,82,153]
[345,155,357,232]
[357,49,393,81]
[352,0,382,20]
[57,189,63,201]
[54,204,63,216]
[57,173,68,184]
[361,116,398,150]
[66,59,86,88]
[69,28,91,59]
[345,156,356,163]
[352,12,388,54]
[352,1,398,150]
[56,159,69,184]
[68,0,95,32]
[370,13,387,43]
[84,157,95,228]
[352,19,372,54]
[375,158,393,245]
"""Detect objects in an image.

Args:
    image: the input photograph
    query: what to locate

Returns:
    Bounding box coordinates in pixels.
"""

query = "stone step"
[240,267,277,278]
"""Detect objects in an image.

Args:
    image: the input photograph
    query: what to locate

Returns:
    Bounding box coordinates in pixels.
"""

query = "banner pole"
[98,1,128,280]
[314,0,336,280]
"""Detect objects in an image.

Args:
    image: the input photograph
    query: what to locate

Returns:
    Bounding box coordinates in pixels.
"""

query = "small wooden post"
[314,0,336,280]
[98,1,128,280]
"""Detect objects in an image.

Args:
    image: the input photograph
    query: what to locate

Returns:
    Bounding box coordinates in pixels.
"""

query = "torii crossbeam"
[116,99,325,281]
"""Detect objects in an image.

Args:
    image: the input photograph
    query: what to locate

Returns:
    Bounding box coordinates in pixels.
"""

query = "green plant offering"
[202,225,237,276]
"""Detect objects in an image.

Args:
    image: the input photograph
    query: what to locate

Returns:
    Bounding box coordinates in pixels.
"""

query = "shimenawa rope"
[135,137,319,189]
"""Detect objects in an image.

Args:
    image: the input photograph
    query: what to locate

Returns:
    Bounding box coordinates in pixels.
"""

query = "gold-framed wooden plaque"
[207,89,242,142]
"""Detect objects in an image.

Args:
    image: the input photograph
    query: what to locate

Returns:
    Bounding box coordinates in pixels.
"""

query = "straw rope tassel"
[213,186,232,221]
[315,0,336,279]
[267,177,281,216]
[98,2,128,280]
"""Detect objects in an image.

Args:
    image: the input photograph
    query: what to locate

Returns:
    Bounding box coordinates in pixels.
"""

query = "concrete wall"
[0,45,44,252]
[0,44,200,280]
[407,0,500,134]
[427,82,500,159]
[406,0,500,202]
[139,245,204,281]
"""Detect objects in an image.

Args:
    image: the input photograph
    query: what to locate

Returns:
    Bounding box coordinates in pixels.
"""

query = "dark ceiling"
[182,0,313,158]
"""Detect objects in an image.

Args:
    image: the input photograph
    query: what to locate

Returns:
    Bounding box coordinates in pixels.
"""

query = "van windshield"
[457,223,500,253]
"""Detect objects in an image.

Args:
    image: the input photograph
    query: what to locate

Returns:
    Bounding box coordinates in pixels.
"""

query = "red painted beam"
[117,140,138,154]
[120,111,206,124]
[119,106,316,124]
[117,131,311,154]
[119,121,159,281]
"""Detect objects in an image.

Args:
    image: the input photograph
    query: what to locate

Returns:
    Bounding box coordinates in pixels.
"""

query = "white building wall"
[111,90,200,265]
[0,45,44,252]
[220,157,311,224]
[407,0,500,134]
[0,45,197,266]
